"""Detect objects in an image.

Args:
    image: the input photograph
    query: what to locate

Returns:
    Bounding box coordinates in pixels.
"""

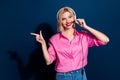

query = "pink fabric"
[48,29,105,72]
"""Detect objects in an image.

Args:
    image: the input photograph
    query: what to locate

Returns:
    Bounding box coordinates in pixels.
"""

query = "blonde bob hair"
[56,6,77,32]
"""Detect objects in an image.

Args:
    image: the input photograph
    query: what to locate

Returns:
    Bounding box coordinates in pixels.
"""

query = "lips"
[66,22,73,26]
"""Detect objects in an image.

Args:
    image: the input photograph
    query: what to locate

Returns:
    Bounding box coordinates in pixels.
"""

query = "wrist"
[83,25,89,29]
[41,40,46,45]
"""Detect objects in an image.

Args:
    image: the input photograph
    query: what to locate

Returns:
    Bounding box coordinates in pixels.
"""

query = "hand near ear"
[76,19,88,29]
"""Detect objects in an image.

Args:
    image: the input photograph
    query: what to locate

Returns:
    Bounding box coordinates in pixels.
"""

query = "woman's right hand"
[30,31,45,44]
[31,31,51,65]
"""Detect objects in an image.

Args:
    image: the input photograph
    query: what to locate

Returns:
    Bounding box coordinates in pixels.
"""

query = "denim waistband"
[56,68,83,75]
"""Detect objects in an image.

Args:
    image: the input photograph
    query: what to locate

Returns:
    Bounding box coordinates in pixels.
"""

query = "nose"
[66,19,70,23]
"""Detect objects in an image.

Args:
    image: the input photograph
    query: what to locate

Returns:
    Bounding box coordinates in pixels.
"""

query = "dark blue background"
[0,0,120,80]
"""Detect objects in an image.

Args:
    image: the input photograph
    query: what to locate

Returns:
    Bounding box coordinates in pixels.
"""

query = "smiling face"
[61,11,74,30]
[57,7,76,32]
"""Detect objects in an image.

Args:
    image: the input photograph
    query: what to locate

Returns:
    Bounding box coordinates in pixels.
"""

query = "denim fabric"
[82,68,87,80]
[56,68,87,80]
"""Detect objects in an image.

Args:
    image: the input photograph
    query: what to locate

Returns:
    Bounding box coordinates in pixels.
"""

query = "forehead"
[61,11,73,18]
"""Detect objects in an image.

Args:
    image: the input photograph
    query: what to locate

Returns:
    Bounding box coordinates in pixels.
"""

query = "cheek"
[62,21,66,25]
[62,23,67,27]
[61,23,65,27]
[71,18,75,22]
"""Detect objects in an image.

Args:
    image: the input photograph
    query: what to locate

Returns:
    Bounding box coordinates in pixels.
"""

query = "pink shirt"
[48,29,105,72]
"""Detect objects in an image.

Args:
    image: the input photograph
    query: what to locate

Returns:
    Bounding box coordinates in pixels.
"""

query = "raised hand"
[76,18,88,28]
[30,31,45,44]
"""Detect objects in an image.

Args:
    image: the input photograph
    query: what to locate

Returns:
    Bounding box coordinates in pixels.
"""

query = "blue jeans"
[56,68,87,80]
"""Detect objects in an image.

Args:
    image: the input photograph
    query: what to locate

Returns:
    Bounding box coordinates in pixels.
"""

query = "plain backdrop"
[0,0,120,80]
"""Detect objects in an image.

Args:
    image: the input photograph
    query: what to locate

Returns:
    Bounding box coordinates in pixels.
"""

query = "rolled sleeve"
[86,32,105,47]
[48,40,56,64]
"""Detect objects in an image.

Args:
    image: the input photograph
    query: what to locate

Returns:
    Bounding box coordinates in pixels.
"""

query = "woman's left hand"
[76,19,88,28]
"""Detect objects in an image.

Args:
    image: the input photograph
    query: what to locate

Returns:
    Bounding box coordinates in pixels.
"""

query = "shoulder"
[49,32,60,42]
[76,30,95,39]
[76,30,89,35]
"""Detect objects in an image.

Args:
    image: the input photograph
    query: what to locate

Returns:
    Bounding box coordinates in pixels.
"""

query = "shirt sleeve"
[48,39,56,64]
[84,31,105,47]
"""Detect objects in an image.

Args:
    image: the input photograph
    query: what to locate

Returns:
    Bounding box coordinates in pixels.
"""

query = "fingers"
[30,33,38,36]
[76,19,84,23]
[40,30,43,39]
[30,32,40,41]
[74,19,78,24]
[30,31,44,43]
[40,30,42,35]
[76,18,86,27]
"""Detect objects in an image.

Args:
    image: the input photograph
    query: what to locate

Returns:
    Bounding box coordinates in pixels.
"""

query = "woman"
[31,6,109,80]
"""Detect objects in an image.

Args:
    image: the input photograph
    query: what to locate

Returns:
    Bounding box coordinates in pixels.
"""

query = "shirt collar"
[59,29,79,39]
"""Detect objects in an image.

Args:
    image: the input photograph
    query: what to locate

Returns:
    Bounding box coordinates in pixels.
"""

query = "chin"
[64,26,73,30]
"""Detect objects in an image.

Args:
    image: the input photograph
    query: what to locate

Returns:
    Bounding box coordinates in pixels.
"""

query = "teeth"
[66,23,71,26]
[67,23,70,25]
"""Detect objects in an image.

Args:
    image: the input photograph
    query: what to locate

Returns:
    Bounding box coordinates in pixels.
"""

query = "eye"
[69,16,73,18]
[62,18,66,21]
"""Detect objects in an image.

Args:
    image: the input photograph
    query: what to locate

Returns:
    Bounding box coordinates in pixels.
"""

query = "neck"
[63,28,75,36]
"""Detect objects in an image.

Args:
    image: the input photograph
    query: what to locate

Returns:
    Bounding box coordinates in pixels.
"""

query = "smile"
[66,22,73,26]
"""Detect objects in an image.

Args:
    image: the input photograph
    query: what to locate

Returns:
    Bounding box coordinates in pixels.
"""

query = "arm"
[30,31,51,65]
[76,19,110,44]
[41,41,51,65]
